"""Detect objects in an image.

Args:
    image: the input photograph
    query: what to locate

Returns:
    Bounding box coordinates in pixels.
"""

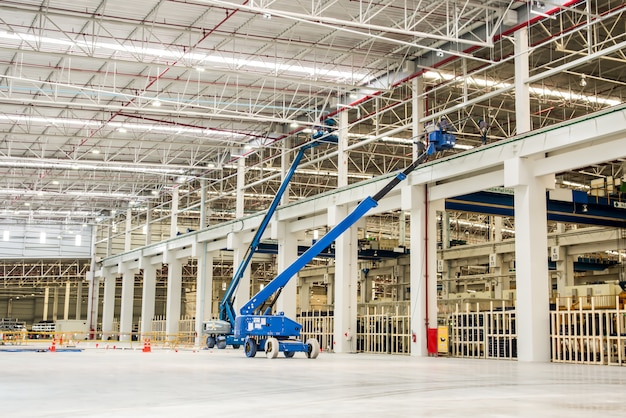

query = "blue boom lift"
[233,125,455,358]
[202,121,338,349]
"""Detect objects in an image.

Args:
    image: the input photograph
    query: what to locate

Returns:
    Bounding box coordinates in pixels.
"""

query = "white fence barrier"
[446,302,517,360]
[551,296,626,365]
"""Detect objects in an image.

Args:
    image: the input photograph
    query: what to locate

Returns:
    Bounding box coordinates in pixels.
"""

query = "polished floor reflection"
[2,345,624,417]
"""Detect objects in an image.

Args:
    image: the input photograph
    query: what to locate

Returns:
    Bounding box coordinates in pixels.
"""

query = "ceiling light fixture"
[579,74,587,87]
[422,71,620,107]
[530,1,557,20]
[152,99,162,107]
[0,31,366,82]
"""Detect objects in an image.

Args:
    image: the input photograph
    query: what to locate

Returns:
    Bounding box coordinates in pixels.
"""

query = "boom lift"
[234,126,455,358]
[202,123,338,349]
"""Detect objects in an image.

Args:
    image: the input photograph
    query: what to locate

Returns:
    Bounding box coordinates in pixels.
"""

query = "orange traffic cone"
[50,338,56,352]
[142,338,152,353]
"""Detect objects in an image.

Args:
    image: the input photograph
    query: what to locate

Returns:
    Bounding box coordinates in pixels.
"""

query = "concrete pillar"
[337,110,349,188]
[232,233,252,312]
[360,272,369,304]
[101,275,117,339]
[556,252,575,294]
[75,280,82,320]
[412,75,425,159]
[275,221,298,318]
[404,183,428,356]
[326,279,334,308]
[145,201,152,246]
[140,262,158,338]
[505,157,553,362]
[515,27,531,134]
[493,254,508,299]
[492,216,503,242]
[125,207,132,251]
[427,200,442,328]
[43,287,50,321]
[86,224,99,332]
[442,211,451,250]
[119,267,136,341]
[399,211,407,247]
[86,276,100,336]
[299,280,311,312]
[165,256,183,337]
[170,188,179,238]
[106,218,112,257]
[199,179,208,229]
[52,287,59,321]
[63,281,71,320]
[194,248,213,346]
[236,157,245,218]
[332,203,359,353]
[280,138,292,206]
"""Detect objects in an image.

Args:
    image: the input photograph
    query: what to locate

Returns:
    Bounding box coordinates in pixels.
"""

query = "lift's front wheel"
[306,338,320,359]
[206,336,216,349]
[244,337,257,358]
[265,337,279,359]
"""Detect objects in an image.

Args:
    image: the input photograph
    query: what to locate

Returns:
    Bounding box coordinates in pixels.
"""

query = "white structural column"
[165,255,183,337]
[63,281,71,320]
[275,140,298,317]
[170,188,179,238]
[232,157,251,310]
[106,218,113,257]
[125,208,132,251]
[412,75,425,159]
[145,201,152,246]
[299,279,311,312]
[337,106,349,187]
[86,277,99,335]
[515,27,531,134]
[140,261,158,338]
[75,281,82,320]
[280,138,292,206]
[275,221,298,317]
[52,287,59,321]
[43,287,50,320]
[492,216,503,242]
[332,108,356,352]
[236,157,246,218]
[504,156,553,362]
[404,183,428,356]
[194,248,213,345]
[87,224,99,334]
[232,234,252,312]
[119,266,137,341]
[332,203,359,353]
[101,271,117,339]
[425,199,443,345]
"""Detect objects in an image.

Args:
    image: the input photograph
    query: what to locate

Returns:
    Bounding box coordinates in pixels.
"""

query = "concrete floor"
[1,344,625,417]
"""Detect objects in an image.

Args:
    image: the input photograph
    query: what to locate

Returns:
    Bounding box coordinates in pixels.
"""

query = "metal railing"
[551,296,626,365]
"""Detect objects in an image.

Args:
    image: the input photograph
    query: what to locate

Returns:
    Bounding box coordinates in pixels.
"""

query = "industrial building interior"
[1,1,626,416]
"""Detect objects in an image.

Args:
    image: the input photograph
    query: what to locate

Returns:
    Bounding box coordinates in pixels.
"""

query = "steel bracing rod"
[240,150,429,316]
[219,139,326,324]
